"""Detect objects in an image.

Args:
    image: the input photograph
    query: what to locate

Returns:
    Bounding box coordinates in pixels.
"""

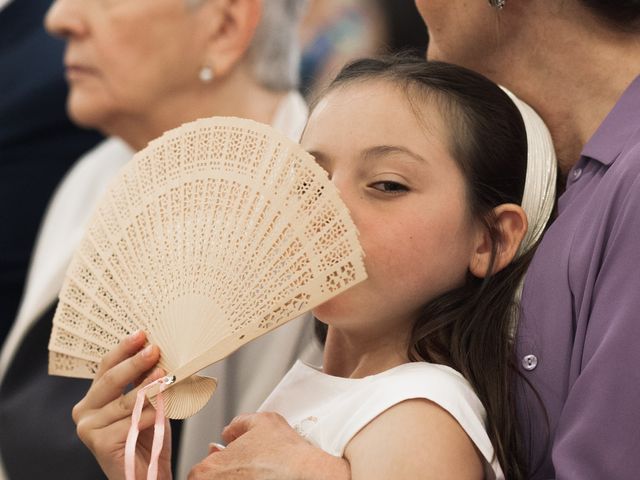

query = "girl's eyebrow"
[362,145,428,165]
[307,146,428,166]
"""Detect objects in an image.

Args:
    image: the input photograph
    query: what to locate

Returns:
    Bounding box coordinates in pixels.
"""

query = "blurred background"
[300,0,428,98]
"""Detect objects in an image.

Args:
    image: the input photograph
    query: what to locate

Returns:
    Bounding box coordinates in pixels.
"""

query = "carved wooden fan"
[48,116,367,419]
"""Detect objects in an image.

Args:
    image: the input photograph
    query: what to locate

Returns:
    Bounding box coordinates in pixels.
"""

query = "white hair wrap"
[500,87,557,257]
[500,87,557,333]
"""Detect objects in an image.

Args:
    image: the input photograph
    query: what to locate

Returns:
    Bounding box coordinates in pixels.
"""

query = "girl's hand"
[188,412,351,480]
[72,331,173,480]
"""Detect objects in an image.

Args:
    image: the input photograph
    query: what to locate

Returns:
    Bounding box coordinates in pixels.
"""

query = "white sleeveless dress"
[259,360,504,479]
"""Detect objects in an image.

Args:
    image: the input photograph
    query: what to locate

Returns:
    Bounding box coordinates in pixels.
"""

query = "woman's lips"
[65,64,98,80]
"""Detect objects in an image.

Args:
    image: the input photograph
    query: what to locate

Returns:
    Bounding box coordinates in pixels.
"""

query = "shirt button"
[571,168,583,181]
[522,354,538,371]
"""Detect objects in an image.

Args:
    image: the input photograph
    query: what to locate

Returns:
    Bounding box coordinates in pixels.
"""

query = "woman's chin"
[67,92,113,131]
[67,108,102,131]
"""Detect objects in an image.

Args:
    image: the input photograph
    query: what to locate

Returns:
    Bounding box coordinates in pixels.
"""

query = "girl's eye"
[370,181,409,194]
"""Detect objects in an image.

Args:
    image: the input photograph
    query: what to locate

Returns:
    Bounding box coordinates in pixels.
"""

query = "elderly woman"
[0,1,316,479]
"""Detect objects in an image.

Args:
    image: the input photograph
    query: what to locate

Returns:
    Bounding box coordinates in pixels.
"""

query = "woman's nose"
[45,0,87,39]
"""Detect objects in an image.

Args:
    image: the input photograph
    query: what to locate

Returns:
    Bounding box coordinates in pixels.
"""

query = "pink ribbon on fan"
[125,376,171,480]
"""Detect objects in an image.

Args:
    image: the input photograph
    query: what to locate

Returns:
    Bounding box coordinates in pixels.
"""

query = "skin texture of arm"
[344,398,484,480]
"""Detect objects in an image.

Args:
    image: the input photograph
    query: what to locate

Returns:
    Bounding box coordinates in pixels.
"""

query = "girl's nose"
[329,174,360,224]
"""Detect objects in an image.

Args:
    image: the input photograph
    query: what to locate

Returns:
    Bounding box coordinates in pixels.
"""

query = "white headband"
[500,87,557,257]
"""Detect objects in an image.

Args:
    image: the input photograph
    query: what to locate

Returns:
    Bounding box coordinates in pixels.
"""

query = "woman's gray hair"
[188,0,308,91]
[247,0,308,91]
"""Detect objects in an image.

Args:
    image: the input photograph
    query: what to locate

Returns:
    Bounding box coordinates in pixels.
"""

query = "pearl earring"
[199,65,214,83]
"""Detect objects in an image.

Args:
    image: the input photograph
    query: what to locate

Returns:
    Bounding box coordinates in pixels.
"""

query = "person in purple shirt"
[412,0,640,478]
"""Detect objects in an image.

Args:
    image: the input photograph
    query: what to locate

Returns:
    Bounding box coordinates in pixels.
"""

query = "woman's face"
[303,80,482,336]
[45,0,207,131]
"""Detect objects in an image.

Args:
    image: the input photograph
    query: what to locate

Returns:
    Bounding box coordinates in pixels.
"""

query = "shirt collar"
[581,75,640,166]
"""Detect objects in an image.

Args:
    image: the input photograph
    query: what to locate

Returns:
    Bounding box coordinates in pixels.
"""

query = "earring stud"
[199,65,214,83]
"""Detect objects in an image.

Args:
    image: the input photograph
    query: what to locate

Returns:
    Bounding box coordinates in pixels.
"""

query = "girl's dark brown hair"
[315,55,536,479]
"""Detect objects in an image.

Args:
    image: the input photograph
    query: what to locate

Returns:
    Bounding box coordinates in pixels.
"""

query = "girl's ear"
[197,0,262,79]
[469,204,528,278]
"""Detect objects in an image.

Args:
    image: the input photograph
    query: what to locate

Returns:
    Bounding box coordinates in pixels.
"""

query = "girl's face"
[304,80,484,337]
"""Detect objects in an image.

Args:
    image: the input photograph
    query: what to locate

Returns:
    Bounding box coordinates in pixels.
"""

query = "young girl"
[73,56,556,480]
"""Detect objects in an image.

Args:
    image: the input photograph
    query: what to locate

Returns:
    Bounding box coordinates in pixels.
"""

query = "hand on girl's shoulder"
[344,398,484,480]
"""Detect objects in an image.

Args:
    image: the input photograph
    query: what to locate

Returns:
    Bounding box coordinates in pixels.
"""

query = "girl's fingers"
[83,368,167,428]
[133,362,166,388]
[95,331,148,378]
[84,344,161,410]
[124,403,161,434]
[77,404,159,451]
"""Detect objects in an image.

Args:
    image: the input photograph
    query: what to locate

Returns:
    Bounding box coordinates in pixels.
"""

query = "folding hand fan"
[48,116,367,419]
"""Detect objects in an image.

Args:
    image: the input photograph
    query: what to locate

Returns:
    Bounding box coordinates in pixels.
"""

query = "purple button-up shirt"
[517,75,640,479]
